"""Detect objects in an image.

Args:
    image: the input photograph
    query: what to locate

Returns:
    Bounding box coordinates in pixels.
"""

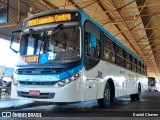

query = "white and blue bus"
[10,9,148,108]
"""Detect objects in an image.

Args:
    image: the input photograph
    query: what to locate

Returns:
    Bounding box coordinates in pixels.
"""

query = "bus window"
[20,33,29,55]
[20,33,38,55]
[137,60,141,74]
[27,37,35,55]
[116,45,124,67]
[143,64,145,75]
[139,62,141,74]
[141,63,144,75]
[84,32,101,70]
[104,38,115,63]
[125,52,131,70]
[20,26,80,63]
[132,57,137,72]
[92,39,101,59]
[140,62,145,75]
[85,33,100,58]
[145,65,147,75]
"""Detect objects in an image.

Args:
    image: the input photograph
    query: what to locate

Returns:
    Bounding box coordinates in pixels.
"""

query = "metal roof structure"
[0,0,160,77]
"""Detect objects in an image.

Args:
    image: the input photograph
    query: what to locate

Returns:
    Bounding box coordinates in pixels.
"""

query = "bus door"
[84,32,101,100]
[84,21,102,100]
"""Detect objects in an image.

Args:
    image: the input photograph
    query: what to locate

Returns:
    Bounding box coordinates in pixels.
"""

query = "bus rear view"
[148,77,158,92]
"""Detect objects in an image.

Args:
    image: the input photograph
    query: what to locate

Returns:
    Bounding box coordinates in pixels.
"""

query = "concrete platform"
[0,95,34,110]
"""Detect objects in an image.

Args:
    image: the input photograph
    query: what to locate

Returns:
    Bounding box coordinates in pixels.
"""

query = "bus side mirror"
[10,30,22,53]
[90,34,96,48]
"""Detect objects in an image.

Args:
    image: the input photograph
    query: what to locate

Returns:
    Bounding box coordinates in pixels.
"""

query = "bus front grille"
[16,68,63,74]
[17,91,55,99]
[19,81,57,86]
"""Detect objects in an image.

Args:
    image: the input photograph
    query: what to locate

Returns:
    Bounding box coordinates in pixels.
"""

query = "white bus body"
[11,60,147,102]
[10,9,148,107]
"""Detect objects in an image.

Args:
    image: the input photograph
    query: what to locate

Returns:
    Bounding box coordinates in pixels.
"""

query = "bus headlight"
[57,73,80,87]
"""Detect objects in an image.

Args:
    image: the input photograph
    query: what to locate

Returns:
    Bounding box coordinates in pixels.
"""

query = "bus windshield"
[20,26,80,64]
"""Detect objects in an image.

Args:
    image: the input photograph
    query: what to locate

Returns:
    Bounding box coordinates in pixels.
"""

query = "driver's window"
[27,37,35,55]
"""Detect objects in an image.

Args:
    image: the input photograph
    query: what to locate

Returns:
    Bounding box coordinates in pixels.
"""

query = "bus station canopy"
[0,0,160,77]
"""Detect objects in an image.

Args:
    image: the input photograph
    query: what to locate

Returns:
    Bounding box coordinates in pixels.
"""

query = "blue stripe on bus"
[18,64,83,82]
[59,64,83,81]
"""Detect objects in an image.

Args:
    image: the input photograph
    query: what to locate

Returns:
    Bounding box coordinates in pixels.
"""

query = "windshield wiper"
[38,24,64,60]
[50,24,63,36]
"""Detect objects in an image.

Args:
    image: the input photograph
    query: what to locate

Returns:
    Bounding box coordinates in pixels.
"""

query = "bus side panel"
[126,70,137,95]
[96,61,124,99]
[96,61,148,99]
[82,61,102,101]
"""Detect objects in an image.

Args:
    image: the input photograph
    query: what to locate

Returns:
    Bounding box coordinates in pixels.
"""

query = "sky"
[0,38,19,67]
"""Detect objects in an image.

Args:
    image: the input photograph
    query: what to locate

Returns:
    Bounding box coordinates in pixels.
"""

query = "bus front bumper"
[11,81,82,103]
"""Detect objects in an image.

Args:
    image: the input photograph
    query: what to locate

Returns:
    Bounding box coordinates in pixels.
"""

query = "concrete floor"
[16,91,160,111]
[0,91,160,119]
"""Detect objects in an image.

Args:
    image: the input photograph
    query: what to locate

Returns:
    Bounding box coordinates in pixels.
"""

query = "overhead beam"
[34,0,51,10]
[42,0,58,9]
[55,0,94,8]
[0,32,19,41]
[81,1,96,9]
[108,26,160,32]
[105,3,160,13]
[0,23,20,28]
[94,12,160,20]
[97,2,138,54]
[109,0,159,75]
[69,0,81,9]
[97,0,141,59]
[0,1,27,17]
[129,0,148,29]
[18,0,20,22]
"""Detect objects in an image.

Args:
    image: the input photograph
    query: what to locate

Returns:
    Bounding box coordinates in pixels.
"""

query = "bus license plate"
[29,90,40,96]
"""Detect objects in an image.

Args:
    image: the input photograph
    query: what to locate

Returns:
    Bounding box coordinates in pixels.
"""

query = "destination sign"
[21,55,39,63]
[27,13,71,27]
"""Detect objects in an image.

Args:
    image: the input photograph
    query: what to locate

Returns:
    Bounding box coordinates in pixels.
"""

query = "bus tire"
[97,82,112,108]
[138,83,141,97]
[130,83,141,101]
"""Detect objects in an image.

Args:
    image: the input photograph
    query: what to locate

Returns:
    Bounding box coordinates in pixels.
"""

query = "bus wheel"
[130,84,141,101]
[138,83,141,97]
[97,82,112,108]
